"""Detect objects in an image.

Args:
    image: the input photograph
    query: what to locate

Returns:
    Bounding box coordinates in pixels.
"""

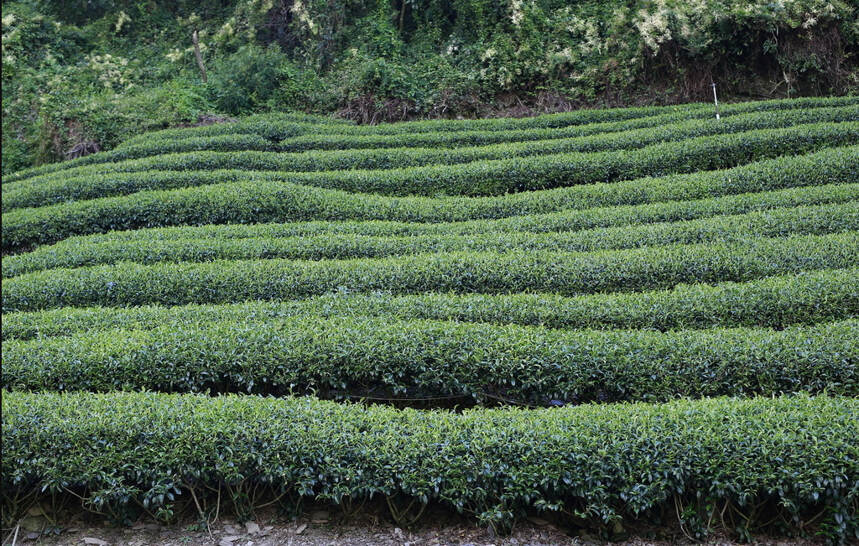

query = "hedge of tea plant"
[278,103,859,151]
[3,268,856,341]
[2,99,857,538]
[58,182,859,243]
[5,104,854,195]
[4,203,855,276]
[2,392,857,538]
[4,316,856,403]
[3,145,857,251]
[125,95,859,142]
[4,121,856,202]
[5,97,854,184]
[6,107,858,212]
[3,233,856,312]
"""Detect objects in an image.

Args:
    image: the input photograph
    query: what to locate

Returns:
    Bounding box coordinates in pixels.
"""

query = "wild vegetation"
[2,96,858,541]
[3,0,857,174]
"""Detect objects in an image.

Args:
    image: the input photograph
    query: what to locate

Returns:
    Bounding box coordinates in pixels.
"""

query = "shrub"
[4,268,855,341]
[65,182,859,243]
[3,146,856,251]
[3,232,855,312]
[6,95,855,184]
[3,392,857,537]
[6,121,856,200]
[207,44,303,115]
[4,202,855,277]
[4,310,857,402]
[5,108,857,211]
[298,96,859,136]
[278,104,859,151]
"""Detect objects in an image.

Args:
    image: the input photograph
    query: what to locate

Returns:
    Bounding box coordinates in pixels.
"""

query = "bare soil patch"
[5,507,823,546]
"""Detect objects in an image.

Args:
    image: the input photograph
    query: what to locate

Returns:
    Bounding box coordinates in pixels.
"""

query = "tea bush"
[2,99,857,538]
[4,203,855,276]
[3,145,857,251]
[3,392,856,537]
[4,268,855,341]
[3,233,856,312]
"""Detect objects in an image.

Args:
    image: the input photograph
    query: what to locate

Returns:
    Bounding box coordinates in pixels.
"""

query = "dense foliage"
[4,139,857,250]
[3,392,858,537]
[5,316,857,402]
[4,202,855,275]
[3,268,856,340]
[2,98,857,540]
[3,0,857,173]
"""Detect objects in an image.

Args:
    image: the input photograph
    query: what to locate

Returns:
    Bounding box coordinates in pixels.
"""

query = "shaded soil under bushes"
[6,501,829,546]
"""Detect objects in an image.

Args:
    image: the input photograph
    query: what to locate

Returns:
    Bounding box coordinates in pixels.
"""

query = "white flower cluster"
[293,0,318,36]
[166,15,211,64]
[114,11,131,33]
[85,53,134,90]
[165,48,184,62]
[631,0,850,56]
[634,0,673,54]
[510,0,525,26]
[553,10,602,63]
[2,13,18,67]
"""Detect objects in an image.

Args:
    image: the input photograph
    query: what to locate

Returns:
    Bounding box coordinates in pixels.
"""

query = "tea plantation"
[2,97,858,541]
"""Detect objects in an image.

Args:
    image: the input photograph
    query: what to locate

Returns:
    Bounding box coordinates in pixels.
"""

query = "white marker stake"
[712,82,720,120]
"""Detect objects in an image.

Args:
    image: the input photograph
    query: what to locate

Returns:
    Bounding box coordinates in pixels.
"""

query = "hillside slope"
[2,98,858,542]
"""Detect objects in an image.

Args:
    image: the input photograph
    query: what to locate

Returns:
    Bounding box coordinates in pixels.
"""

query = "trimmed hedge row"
[127,95,859,141]
[5,203,855,277]
[3,316,857,403]
[4,392,856,536]
[3,137,278,200]
[3,232,855,311]
[4,98,858,539]
[70,182,859,243]
[6,121,856,201]
[3,145,856,252]
[6,96,855,184]
[120,103,713,146]
[5,104,852,190]
[2,113,353,182]
[277,104,859,152]
[1,104,707,184]
[0,105,713,180]
[312,96,859,135]
[4,268,856,342]
[84,133,275,163]
[7,110,858,211]
[4,170,271,213]
[236,122,859,196]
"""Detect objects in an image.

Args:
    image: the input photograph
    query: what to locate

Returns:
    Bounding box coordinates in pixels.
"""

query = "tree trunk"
[192,30,207,83]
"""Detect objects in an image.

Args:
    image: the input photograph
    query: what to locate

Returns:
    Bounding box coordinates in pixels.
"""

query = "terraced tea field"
[2,97,858,541]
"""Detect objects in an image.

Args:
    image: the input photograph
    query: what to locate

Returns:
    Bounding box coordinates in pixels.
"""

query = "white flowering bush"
[84,53,134,91]
[2,0,856,173]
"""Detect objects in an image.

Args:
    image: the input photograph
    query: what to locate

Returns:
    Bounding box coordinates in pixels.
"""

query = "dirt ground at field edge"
[3,512,824,546]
